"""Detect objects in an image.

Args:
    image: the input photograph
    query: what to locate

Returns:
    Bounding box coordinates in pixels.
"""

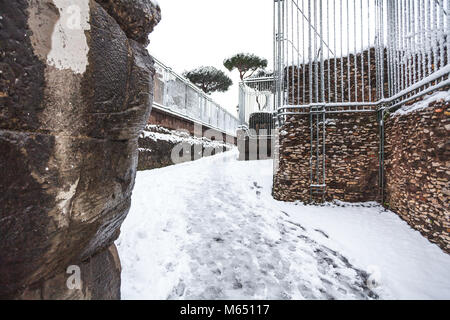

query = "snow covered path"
[116,149,450,300]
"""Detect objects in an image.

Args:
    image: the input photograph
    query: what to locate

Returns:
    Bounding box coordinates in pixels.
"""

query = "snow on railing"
[152,57,240,136]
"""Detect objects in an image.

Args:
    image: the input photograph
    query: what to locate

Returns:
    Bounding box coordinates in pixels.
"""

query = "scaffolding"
[273,0,450,200]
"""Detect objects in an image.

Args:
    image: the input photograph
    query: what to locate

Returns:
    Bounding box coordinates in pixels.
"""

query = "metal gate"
[274,0,450,200]
[239,77,276,126]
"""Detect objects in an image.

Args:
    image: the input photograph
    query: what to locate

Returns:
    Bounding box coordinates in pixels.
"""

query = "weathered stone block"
[0,0,160,299]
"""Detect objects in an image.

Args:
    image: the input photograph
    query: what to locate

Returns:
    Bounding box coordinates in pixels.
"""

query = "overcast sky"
[147,0,274,117]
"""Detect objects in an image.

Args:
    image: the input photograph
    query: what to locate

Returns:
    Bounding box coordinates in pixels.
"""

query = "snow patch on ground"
[117,150,450,300]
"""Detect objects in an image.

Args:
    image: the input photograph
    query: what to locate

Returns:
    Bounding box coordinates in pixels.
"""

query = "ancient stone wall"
[272,92,449,253]
[286,48,388,105]
[0,0,160,299]
[138,125,233,171]
[273,112,380,203]
[384,99,450,253]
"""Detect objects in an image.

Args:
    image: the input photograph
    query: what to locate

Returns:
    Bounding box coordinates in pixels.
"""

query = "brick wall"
[384,99,450,253]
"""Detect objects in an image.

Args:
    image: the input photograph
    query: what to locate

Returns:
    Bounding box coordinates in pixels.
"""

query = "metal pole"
[340,0,345,102]
[354,0,358,101]
[320,0,325,103]
[334,0,338,102]
[309,0,313,103]
[327,0,331,103]
[368,0,373,101]
[411,0,417,85]
[361,0,365,102]
[438,0,445,70]
[347,0,351,101]
[302,0,306,104]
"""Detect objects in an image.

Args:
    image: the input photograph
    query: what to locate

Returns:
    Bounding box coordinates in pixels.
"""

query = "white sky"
[147,0,274,117]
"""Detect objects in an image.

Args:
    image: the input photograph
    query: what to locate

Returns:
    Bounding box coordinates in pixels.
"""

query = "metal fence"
[274,0,450,115]
[152,57,240,136]
[238,77,276,126]
[273,0,450,200]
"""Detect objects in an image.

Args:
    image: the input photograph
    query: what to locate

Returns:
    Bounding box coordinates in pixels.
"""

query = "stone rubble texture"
[272,113,380,203]
[384,100,450,253]
[272,98,449,253]
[0,0,160,299]
[138,125,232,171]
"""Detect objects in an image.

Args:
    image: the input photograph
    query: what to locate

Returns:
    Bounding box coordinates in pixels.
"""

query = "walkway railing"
[152,57,240,137]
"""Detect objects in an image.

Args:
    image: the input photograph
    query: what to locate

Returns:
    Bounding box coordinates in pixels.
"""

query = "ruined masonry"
[273,97,450,254]
[0,0,161,299]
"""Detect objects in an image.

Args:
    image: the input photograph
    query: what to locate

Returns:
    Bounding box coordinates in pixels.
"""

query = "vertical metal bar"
[309,0,313,103]
[411,0,417,85]
[291,0,295,105]
[296,0,300,105]
[309,108,313,199]
[406,0,411,89]
[420,0,425,81]
[314,0,319,103]
[334,0,338,102]
[447,0,450,66]
[399,0,404,91]
[368,0,372,101]
[427,0,432,76]
[380,0,385,99]
[340,0,345,102]
[327,0,331,103]
[395,0,400,94]
[387,0,393,97]
[361,0,365,102]
[377,0,382,99]
[438,0,445,69]
[433,0,439,76]
[320,0,325,103]
[316,111,319,184]
[322,107,326,188]
[285,0,289,104]
[284,0,288,108]
[302,0,306,104]
[404,0,408,90]
[375,0,380,99]
[273,0,276,113]
[347,0,351,101]
[278,0,283,113]
[354,0,358,102]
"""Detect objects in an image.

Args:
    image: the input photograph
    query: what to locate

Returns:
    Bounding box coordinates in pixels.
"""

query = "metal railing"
[152,57,240,136]
[274,0,450,115]
[238,77,276,126]
[273,0,450,201]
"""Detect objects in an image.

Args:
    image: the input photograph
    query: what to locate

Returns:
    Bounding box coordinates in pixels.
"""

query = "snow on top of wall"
[391,90,450,117]
[140,125,232,149]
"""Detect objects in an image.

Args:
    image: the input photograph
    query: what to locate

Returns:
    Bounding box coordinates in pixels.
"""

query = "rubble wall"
[384,99,450,253]
[272,113,379,203]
